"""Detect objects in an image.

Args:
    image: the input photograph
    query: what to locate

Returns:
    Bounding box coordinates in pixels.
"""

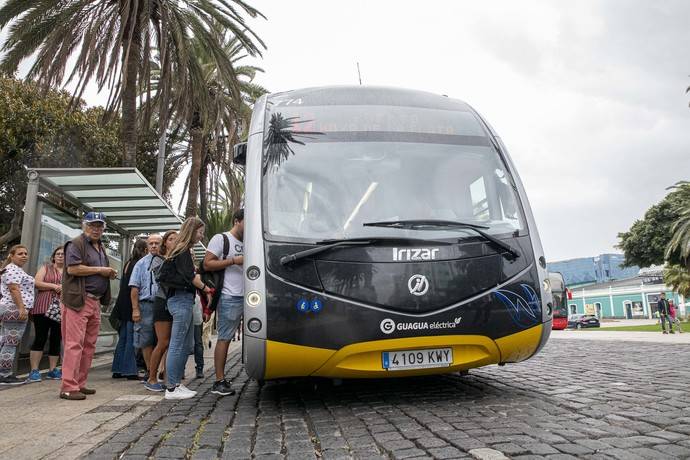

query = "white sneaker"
[165,387,195,400]
[177,384,197,396]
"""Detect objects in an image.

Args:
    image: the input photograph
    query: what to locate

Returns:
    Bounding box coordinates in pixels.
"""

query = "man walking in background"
[657,292,674,334]
[203,209,244,396]
[61,212,117,400]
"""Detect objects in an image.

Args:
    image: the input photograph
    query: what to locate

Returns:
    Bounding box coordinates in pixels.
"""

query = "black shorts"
[152,296,173,323]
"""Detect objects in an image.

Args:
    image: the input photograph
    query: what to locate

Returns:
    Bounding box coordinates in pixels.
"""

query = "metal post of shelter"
[20,170,41,274]
[121,235,132,268]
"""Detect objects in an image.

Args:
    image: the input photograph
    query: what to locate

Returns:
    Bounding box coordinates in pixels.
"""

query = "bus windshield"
[552,291,568,318]
[262,105,526,243]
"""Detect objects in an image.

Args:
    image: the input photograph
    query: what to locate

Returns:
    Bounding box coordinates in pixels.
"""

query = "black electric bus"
[236,86,552,379]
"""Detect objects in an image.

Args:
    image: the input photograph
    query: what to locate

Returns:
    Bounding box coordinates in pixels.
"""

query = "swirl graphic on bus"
[493,284,541,327]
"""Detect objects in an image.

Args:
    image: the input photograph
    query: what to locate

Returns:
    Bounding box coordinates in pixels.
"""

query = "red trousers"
[61,297,101,392]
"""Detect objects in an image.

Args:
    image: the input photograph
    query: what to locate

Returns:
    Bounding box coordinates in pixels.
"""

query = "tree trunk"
[155,33,170,193]
[185,114,203,218]
[0,208,23,252]
[199,141,209,224]
[120,4,142,168]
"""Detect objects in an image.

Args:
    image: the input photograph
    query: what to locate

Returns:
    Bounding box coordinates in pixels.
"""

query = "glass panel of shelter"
[36,202,122,352]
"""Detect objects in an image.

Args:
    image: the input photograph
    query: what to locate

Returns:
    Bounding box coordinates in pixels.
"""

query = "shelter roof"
[32,168,206,259]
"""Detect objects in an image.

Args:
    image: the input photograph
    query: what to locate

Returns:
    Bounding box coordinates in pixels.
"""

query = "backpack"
[155,253,193,290]
[199,233,230,312]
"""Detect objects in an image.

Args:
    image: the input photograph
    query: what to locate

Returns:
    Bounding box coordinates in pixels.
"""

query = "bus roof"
[266,86,473,112]
[548,272,566,291]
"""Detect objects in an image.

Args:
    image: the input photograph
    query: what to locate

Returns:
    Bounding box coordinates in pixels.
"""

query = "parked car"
[567,314,600,329]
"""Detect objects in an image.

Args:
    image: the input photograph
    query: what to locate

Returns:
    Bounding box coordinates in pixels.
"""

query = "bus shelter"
[19,167,201,355]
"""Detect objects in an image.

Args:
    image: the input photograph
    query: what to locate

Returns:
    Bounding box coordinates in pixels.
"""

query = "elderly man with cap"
[60,212,117,400]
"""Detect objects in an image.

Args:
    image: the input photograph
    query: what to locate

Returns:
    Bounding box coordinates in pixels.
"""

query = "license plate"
[382,348,453,371]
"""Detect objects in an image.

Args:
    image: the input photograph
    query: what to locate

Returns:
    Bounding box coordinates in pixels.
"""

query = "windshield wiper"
[279,236,451,266]
[362,219,520,259]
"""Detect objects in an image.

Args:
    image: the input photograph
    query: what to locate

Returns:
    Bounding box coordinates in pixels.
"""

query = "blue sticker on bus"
[296,298,310,313]
[310,299,323,313]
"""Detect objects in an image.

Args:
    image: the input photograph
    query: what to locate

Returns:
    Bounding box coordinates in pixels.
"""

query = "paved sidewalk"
[598,319,658,328]
[551,329,690,343]
[77,338,690,460]
[4,336,690,459]
[0,340,237,460]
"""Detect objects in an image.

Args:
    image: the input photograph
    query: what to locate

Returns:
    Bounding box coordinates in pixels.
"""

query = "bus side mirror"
[233,142,247,165]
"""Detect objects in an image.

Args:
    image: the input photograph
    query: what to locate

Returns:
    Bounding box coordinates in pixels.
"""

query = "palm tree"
[165,33,266,218]
[0,0,265,168]
[664,264,690,298]
[203,38,266,220]
[665,181,690,268]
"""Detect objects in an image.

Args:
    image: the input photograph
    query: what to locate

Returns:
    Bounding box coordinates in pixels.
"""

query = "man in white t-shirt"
[203,209,244,396]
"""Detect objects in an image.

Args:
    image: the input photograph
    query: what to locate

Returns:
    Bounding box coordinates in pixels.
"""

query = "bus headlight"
[542,279,551,293]
[247,266,261,280]
[246,291,261,307]
[247,318,262,333]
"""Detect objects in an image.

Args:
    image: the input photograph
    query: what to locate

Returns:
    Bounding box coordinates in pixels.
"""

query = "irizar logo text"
[393,247,440,261]
[380,317,462,334]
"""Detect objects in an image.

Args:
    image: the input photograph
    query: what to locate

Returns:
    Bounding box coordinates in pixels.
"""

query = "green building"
[567,267,686,319]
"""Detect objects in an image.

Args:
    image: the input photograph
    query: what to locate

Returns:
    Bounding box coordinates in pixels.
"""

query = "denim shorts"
[133,300,155,348]
[217,295,243,341]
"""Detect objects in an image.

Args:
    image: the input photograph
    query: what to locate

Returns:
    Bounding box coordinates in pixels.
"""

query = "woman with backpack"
[159,217,212,400]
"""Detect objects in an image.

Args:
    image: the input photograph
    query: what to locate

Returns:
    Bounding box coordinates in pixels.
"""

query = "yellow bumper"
[264,324,543,379]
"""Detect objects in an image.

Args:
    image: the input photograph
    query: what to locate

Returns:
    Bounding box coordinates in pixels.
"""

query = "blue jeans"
[165,292,194,387]
[133,300,155,348]
[112,321,137,376]
[217,295,243,341]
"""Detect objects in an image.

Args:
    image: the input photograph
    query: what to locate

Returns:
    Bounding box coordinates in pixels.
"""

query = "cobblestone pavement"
[83,338,690,460]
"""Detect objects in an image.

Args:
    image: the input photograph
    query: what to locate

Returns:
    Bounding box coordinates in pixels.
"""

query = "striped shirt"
[32,264,62,315]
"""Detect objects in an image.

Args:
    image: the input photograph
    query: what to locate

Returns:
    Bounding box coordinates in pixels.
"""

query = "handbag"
[45,296,61,323]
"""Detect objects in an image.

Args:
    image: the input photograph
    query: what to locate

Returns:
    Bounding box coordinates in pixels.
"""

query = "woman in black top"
[111,239,147,379]
[146,230,177,389]
[161,217,212,400]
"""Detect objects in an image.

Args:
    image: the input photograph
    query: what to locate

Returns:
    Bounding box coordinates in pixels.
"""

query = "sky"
[3,0,690,262]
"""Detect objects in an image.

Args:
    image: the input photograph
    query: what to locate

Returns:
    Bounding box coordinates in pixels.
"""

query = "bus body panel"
[260,325,542,379]
[491,133,553,353]
[265,236,536,314]
[553,317,568,330]
[262,264,543,350]
[242,86,552,380]
[242,94,269,378]
[243,335,266,380]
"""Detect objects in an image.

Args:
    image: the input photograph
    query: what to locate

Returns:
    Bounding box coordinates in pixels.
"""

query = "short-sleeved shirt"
[129,254,163,301]
[0,263,35,309]
[206,232,243,296]
[65,234,109,296]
